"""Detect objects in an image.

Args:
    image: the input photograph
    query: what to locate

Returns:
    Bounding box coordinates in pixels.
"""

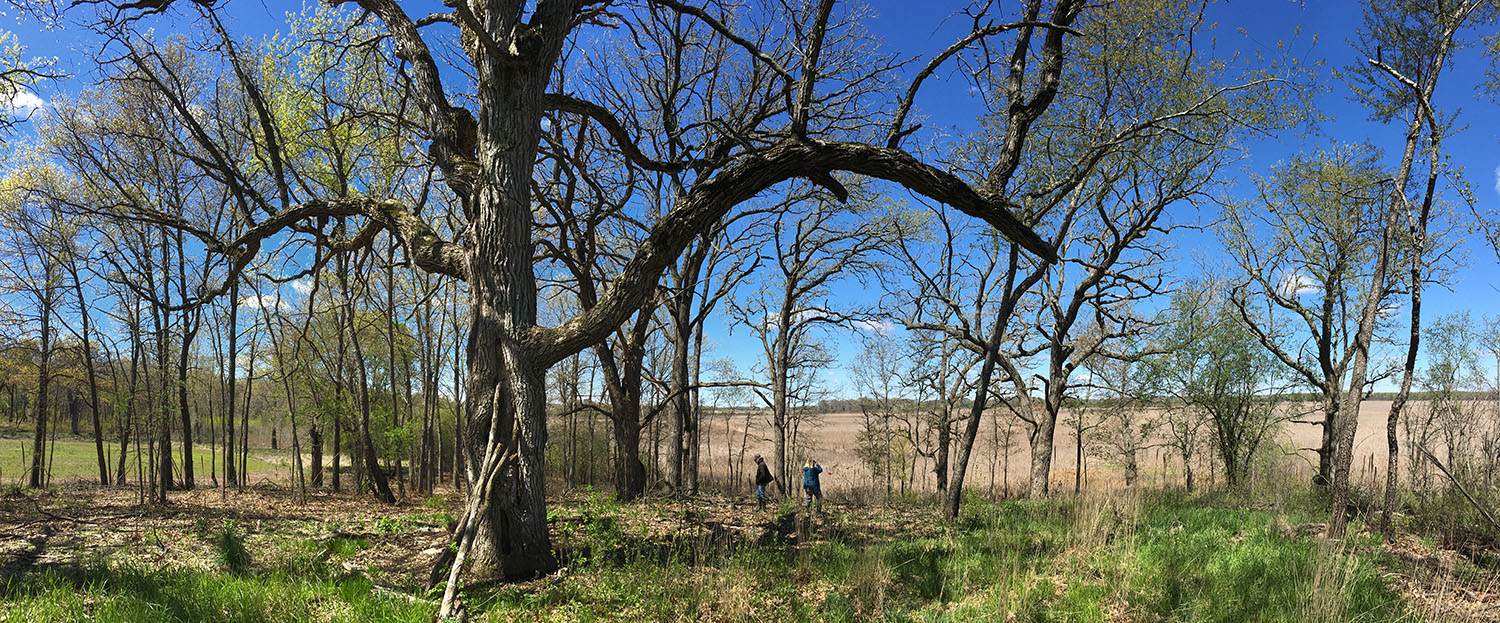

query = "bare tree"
[1083,333,1158,489]
[1338,0,1493,540]
[1224,145,1393,492]
[733,194,891,492]
[892,0,1286,516]
[1318,0,1497,540]
[25,2,1081,605]
[1405,312,1484,491]
[1221,144,1403,537]
[0,180,67,488]
[850,331,909,502]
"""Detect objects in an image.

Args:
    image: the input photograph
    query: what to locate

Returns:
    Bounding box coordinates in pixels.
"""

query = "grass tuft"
[212,520,252,575]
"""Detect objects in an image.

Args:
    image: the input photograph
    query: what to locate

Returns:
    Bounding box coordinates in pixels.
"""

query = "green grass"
[0,564,435,623]
[0,491,1420,622]
[472,493,1411,622]
[0,526,431,623]
[0,437,277,484]
[1125,496,1401,622]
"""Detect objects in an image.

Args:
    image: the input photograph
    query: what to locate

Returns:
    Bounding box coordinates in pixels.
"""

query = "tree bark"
[350,278,396,504]
[310,421,324,488]
[176,230,196,490]
[668,291,693,493]
[119,305,142,487]
[225,279,238,487]
[1028,410,1058,498]
[29,299,52,489]
[69,389,79,436]
[611,409,647,501]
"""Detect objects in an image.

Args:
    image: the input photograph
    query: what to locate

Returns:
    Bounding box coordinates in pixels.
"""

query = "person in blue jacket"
[802,458,823,514]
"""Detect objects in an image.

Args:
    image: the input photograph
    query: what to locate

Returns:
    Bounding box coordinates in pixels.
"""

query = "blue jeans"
[755,484,767,501]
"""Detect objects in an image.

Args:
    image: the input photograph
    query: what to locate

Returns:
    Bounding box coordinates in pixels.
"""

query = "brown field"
[676,399,1488,498]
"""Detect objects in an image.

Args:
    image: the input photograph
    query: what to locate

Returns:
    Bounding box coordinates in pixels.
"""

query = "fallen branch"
[370,578,438,606]
[1417,445,1500,533]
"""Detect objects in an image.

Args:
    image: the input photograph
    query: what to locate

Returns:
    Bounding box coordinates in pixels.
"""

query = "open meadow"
[678,400,1441,498]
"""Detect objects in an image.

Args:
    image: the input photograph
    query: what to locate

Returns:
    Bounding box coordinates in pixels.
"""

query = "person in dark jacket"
[753,454,774,511]
[802,458,823,514]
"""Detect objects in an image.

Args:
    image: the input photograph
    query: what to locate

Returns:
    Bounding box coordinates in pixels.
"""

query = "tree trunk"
[332,417,342,492]
[156,323,173,500]
[1329,95,1423,539]
[611,410,647,501]
[667,244,707,494]
[1316,392,1337,487]
[29,304,51,489]
[934,410,951,493]
[177,230,195,491]
[240,332,254,489]
[1028,413,1057,499]
[225,280,238,488]
[1183,450,1195,491]
[1074,417,1084,495]
[668,296,692,493]
[689,311,707,494]
[340,250,395,503]
[310,421,324,488]
[384,244,407,497]
[451,287,465,493]
[460,341,557,578]
[352,309,395,503]
[771,309,793,496]
[449,55,564,579]
[119,309,142,487]
[1383,102,1444,542]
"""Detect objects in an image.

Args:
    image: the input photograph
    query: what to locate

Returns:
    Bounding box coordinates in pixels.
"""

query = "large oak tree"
[30,1,1072,608]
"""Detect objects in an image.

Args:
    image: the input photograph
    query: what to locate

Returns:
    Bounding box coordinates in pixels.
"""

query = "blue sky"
[4,0,1498,400]
[763,0,1500,397]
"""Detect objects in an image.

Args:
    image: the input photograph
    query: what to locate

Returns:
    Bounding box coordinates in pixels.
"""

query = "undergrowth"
[0,490,1423,622]
[474,491,1408,622]
[0,563,435,623]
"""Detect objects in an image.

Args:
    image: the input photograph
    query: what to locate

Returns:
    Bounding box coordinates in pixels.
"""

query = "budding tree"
[29,2,1065,609]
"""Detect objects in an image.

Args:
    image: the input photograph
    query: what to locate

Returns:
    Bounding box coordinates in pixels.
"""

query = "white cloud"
[5,91,45,117]
[853,318,895,335]
[1493,165,1500,197]
[1277,272,1319,297]
[762,308,830,330]
[239,293,289,310]
[289,279,314,296]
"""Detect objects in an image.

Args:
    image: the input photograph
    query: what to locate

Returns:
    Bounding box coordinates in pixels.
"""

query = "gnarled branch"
[532,137,1057,365]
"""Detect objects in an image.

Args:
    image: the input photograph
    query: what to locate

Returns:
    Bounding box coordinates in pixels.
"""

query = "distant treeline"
[647,390,1500,416]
